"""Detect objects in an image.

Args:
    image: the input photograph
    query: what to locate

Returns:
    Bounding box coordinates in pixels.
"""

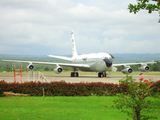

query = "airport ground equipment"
[12,63,22,83]
[12,63,48,83]
[26,71,48,83]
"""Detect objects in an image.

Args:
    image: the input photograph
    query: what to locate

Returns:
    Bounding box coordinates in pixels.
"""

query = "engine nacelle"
[54,66,63,74]
[122,66,133,74]
[138,66,150,72]
[27,64,34,71]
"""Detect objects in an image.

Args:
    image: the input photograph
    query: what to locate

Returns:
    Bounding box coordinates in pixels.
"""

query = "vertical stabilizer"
[71,31,78,57]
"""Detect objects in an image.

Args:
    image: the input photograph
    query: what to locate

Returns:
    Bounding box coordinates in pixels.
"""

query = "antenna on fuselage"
[71,30,78,57]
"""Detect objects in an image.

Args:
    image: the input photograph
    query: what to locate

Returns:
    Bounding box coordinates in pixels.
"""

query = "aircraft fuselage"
[71,52,112,72]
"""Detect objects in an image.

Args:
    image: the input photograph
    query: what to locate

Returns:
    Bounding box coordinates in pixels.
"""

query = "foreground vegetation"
[0,73,160,120]
[0,78,160,97]
[115,75,160,119]
[0,96,159,120]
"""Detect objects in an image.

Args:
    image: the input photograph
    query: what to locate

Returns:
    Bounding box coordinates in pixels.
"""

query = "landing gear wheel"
[103,72,106,77]
[98,72,103,77]
[98,72,100,77]
[71,72,74,77]
[76,72,79,77]
[98,72,106,78]
[71,72,79,77]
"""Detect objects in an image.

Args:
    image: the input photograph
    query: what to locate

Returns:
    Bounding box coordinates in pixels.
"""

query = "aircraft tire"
[98,72,106,77]
[75,72,79,77]
[98,72,102,77]
[71,72,74,77]
[103,73,106,77]
[71,72,79,77]
[98,73,100,77]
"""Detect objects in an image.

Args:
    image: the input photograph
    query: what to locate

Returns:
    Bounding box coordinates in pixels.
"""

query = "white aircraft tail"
[71,31,78,57]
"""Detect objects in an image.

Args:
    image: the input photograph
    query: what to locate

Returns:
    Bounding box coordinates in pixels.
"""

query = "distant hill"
[0,54,48,59]
[112,53,160,63]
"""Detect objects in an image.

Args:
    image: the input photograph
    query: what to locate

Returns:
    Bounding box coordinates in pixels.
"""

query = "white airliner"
[2,31,157,77]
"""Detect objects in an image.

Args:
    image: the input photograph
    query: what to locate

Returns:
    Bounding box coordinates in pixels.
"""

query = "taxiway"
[0,74,160,84]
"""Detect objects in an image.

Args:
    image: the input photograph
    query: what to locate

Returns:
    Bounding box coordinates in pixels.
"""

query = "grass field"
[0,96,160,120]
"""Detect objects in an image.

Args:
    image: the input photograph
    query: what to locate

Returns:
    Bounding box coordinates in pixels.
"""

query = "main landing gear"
[71,68,79,77]
[70,71,107,78]
[98,72,107,78]
[71,72,79,77]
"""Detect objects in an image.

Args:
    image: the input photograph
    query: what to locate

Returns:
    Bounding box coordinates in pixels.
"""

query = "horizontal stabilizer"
[47,55,72,61]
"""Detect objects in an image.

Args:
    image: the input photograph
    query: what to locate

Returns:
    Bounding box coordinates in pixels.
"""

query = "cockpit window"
[102,56,112,60]
[107,57,112,59]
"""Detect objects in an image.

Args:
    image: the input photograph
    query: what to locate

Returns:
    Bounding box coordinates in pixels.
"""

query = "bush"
[0,80,160,97]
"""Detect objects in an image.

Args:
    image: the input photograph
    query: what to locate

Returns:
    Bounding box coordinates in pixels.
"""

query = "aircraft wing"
[113,61,157,67]
[2,60,90,68]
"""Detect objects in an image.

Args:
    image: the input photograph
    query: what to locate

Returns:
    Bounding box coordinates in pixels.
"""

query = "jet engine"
[138,65,150,72]
[54,66,63,74]
[122,66,133,74]
[27,64,34,71]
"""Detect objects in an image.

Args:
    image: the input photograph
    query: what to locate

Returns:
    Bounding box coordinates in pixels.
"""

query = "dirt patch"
[3,92,30,97]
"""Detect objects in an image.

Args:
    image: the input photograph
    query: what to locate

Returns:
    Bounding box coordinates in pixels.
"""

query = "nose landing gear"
[98,72,106,78]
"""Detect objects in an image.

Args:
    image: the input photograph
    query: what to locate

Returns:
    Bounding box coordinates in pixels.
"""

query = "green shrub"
[0,80,160,97]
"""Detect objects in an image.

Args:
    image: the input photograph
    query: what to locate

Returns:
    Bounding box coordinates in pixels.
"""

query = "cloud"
[103,29,129,38]
[0,0,159,55]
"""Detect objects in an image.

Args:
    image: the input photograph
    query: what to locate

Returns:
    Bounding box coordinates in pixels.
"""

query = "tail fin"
[71,31,78,57]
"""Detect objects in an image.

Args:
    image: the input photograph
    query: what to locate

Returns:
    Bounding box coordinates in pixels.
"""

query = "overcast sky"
[0,0,159,55]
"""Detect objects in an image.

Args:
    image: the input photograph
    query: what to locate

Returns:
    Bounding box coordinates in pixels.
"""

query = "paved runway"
[0,74,160,84]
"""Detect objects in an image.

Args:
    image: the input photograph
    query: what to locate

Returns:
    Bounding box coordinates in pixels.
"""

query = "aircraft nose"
[103,58,112,67]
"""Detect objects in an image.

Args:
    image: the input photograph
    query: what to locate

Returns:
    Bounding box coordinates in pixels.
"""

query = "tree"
[149,60,160,71]
[114,74,157,120]
[128,0,160,22]
[44,67,49,71]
